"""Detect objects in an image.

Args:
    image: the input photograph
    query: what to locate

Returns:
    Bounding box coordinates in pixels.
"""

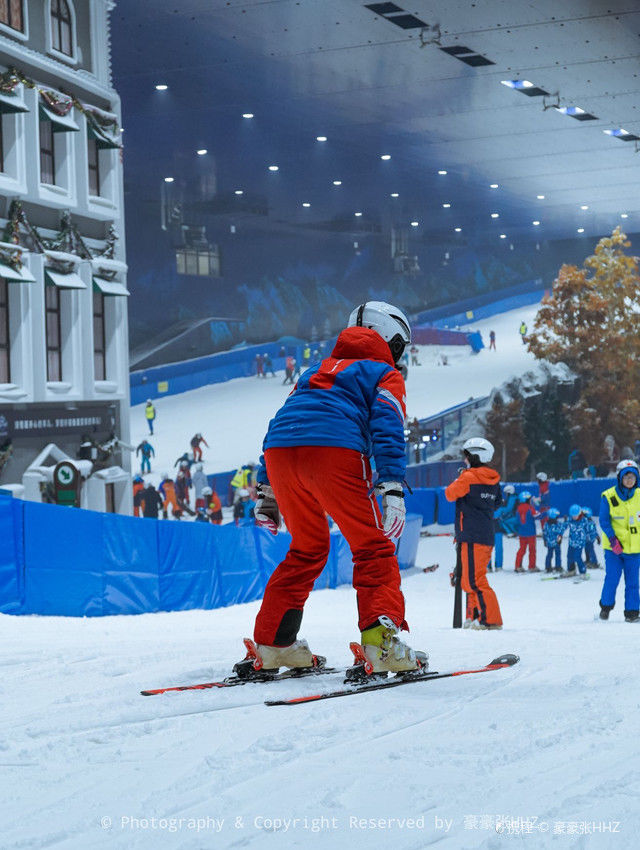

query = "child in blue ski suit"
[542,507,565,572]
[499,484,518,536]
[492,507,505,570]
[566,504,587,576]
[582,507,600,567]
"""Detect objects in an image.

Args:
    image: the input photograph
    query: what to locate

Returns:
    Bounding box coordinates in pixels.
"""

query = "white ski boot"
[233,638,326,679]
[345,616,428,682]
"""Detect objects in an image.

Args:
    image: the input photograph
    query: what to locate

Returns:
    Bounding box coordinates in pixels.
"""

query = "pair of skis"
[141,652,520,706]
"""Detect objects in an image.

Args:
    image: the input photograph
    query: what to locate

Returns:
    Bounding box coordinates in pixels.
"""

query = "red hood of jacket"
[331,326,395,366]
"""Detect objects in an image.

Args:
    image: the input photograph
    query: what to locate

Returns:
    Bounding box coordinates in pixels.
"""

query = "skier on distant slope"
[445,437,503,629]
[233,301,428,681]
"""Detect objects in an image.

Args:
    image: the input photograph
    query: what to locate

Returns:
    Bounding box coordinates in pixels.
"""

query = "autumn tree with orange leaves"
[527,227,640,464]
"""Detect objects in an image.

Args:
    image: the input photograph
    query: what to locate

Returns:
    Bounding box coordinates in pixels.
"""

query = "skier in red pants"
[233,301,428,681]
[515,491,541,572]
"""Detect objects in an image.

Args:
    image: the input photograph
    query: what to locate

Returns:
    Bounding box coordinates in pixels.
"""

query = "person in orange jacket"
[132,475,145,517]
[445,437,503,629]
[159,473,182,519]
[203,485,223,524]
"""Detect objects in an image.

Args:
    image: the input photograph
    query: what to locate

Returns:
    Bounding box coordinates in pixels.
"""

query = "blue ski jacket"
[567,517,587,548]
[542,518,565,548]
[258,326,407,484]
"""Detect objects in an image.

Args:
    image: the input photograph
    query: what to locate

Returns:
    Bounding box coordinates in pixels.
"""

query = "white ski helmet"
[202,486,212,496]
[463,437,495,464]
[238,488,250,498]
[503,484,515,494]
[536,472,548,482]
[616,459,639,475]
[348,301,411,363]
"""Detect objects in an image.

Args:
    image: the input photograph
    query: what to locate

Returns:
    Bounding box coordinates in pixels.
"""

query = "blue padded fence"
[0,494,421,617]
[413,279,546,328]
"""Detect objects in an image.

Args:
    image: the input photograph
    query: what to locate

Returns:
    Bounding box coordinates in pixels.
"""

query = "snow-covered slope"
[1,535,636,849]
[129,303,541,479]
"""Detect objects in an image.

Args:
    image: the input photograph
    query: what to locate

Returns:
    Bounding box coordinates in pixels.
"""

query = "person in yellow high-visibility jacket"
[144,400,156,435]
[598,459,640,622]
[230,463,256,503]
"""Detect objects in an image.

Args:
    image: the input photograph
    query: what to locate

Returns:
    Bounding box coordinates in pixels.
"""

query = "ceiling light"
[501,80,534,89]
[380,154,391,160]
[557,106,584,115]
[355,212,363,217]
[537,195,545,200]
[604,128,629,137]
[438,170,447,175]
[155,84,168,91]
[242,113,254,119]
[490,183,499,189]
[164,177,174,183]
[390,193,399,198]
[197,149,207,156]
[580,205,589,210]
[268,165,279,171]
[501,79,549,96]
[621,213,629,218]
[302,202,311,208]
[491,213,499,219]
[410,221,419,227]
[532,220,540,226]
[333,180,342,186]
[316,136,327,142]
[442,203,451,208]
[499,234,506,239]
[454,227,461,232]
[234,190,243,195]
[577,228,585,233]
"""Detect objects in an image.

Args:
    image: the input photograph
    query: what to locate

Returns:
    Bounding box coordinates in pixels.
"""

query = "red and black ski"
[265,653,520,706]
[141,665,338,696]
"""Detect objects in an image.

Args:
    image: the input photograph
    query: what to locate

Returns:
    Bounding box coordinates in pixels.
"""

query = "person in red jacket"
[233,301,428,681]
[445,437,503,629]
[515,491,541,572]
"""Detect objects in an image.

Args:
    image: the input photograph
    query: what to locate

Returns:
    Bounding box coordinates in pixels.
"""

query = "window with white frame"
[0,1,24,33]
[93,288,106,380]
[50,0,74,56]
[39,119,56,185]
[45,283,62,381]
[0,277,10,382]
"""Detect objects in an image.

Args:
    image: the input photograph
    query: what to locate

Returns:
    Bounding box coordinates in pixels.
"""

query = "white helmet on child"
[503,484,515,494]
[463,437,495,464]
[536,472,548,482]
[202,486,212,496]
[348,301,411,363]
[238,488,250,498]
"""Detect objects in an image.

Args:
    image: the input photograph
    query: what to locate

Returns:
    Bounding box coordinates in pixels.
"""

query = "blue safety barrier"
[413,279,545,328]
[0,498,422,617]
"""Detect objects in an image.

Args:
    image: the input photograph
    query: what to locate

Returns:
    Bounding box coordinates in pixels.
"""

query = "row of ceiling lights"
[156,89,633,236]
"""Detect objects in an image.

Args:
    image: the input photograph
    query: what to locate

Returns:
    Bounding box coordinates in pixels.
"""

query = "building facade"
[0,0,131,513]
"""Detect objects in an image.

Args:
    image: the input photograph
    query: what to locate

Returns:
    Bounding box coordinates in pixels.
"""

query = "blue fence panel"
[413,279,545,326]
[102,513,160,615]
[215,523,266,606]
[0,496,22,614]
[404,491,437,526]
[23,502,105,617]
[436,488,457,525]
[397,514,422,569]
[157,520,223,611]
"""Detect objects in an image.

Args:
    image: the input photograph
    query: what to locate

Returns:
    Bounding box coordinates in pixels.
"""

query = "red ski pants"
[254,446,406,645]
[460,542,502,627]
[515,535,537,569]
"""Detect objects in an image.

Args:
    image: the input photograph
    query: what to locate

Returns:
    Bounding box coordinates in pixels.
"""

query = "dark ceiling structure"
[112,0,640,249]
